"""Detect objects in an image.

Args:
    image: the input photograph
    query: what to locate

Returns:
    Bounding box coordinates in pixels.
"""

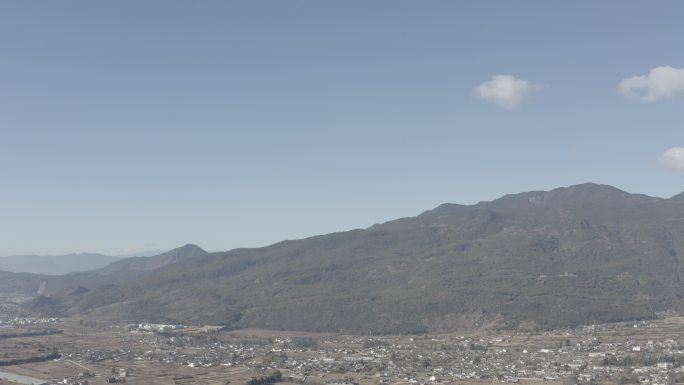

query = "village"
[4,305,684,385]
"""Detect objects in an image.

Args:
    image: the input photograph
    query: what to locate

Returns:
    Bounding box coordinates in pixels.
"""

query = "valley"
[3,305,684,385]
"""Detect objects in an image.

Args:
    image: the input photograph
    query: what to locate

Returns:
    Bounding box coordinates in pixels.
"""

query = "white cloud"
[658,147,684,170]
[474,75,539,109]
[619,66,684,102]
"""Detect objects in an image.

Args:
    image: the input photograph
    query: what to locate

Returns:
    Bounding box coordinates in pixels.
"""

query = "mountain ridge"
[4,183,684,334]
[95,244,208,275]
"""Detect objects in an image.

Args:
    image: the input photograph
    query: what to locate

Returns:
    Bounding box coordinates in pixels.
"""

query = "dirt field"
[6,360,256,385]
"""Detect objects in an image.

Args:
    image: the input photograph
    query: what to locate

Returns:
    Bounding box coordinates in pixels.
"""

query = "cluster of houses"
[8,305,684,385]
[1,316,60,327]
[0,300,59,327]
[125,323,187,333]
[51,319,684,385]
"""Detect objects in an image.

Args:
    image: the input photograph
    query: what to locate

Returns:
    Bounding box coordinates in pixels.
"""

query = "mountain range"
[0,249,168,275]
[0,253,119,275]
[3,183,684,334]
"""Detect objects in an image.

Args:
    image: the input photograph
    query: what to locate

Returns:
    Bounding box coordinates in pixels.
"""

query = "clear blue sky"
[1,1,683,255]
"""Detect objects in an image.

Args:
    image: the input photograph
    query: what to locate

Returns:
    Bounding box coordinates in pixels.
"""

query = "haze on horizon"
[1,1,683,256]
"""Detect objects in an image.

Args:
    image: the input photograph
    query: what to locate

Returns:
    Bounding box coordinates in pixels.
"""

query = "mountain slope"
[0,245,210,303]
[51,183,684,333]
[94,244,208,275]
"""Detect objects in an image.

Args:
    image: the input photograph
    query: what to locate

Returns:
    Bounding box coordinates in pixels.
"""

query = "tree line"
[0,351,60,366]
[246,370,283,385]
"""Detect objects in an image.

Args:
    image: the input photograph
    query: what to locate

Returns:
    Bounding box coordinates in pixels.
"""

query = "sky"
[1,1,683,255]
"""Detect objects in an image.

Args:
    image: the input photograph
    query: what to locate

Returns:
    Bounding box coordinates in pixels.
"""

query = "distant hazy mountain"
[95,244,208,275]
[0,249,170,276]
[6,183,684,334]
[0,245,207,298]
[0,253,119,275]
